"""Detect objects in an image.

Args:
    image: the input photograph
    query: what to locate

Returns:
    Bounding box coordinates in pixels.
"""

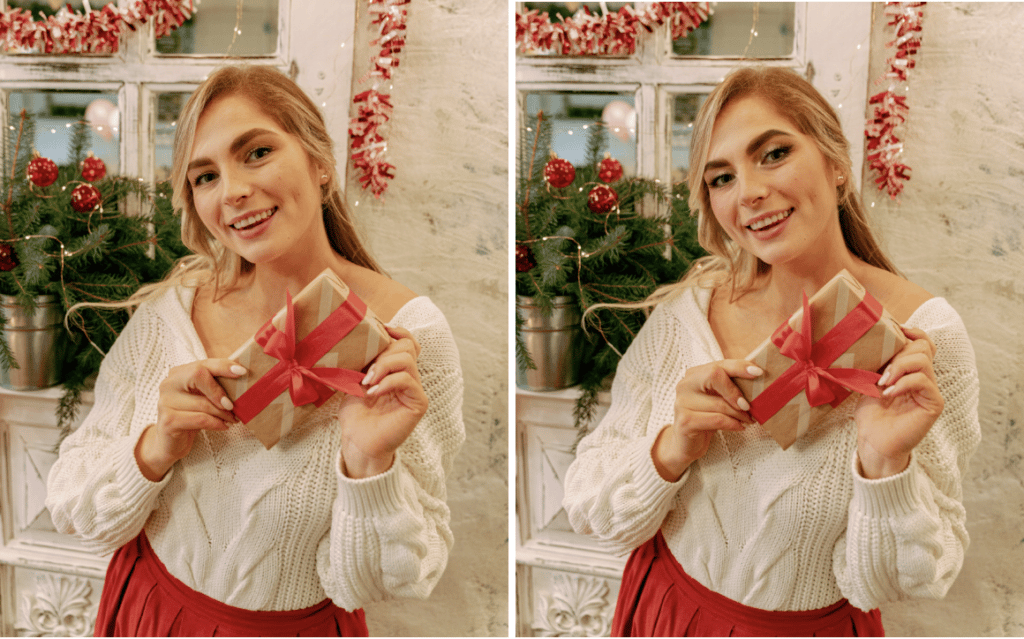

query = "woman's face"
[701,95,843,270]
[186,93,327,268]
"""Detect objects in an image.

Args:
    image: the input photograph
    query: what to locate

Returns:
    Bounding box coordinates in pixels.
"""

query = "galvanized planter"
[516,295,582,391]
[1,295,63,391]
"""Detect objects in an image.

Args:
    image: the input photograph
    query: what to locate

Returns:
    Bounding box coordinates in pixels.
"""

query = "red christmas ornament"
[598,153,623,183]
[515,243,536,273]
[0,243,17,272]
[70,183,102,213]
[80,153,107,182]
[26,154,59,187]
[588,184,619,214]
[543,153,575,188]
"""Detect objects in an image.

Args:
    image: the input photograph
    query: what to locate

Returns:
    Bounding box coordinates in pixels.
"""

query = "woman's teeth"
[749,209,792,231]
[232,208,276,230]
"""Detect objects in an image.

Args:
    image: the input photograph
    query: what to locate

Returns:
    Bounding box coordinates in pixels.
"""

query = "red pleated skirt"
[612,531,885,637]
[94,531,368,637]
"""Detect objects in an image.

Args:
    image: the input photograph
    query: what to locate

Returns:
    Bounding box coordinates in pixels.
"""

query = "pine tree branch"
[519,111,545,240]
[4,110,27,238]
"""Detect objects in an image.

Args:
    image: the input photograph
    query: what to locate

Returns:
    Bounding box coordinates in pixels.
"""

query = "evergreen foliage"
[1,109,190,432]
[515,111,706,430]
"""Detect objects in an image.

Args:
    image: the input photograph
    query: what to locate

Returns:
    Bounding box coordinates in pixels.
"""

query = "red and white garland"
[865,2,925,200]
[348,0,408,199]
[0,0,194,54]
[516,2,710,56]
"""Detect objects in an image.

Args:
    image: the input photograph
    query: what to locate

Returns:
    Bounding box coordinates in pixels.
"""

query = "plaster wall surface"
[865,3,1024,635]
[342,0,509,636]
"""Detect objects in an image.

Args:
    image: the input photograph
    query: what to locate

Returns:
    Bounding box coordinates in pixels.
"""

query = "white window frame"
[0,0,294,191]
[515,3,872,190]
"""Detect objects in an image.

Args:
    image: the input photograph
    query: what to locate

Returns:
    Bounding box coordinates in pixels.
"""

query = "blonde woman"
[563,67,979,636]
[46,65,464,636]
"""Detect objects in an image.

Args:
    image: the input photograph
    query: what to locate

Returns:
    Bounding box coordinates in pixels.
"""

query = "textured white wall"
[864,3,1024,635]
[340,1,508,636]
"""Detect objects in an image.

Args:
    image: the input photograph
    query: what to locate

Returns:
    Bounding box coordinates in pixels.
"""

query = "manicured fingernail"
[737,397,751,411]
[747,366,763,376]
[231,364,247,375]
[366,384,379,396]
[221,396,234,410]
[882,385,896,397]
[878,368,891,386]
[362,368,376,386]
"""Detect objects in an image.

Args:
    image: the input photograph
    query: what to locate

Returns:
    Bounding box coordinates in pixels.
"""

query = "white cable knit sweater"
[563,285,980,612]
[46,285,465,613]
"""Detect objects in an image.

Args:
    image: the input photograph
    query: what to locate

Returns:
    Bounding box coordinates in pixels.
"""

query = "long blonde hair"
[648,65,897,307]
[77,64,381,318]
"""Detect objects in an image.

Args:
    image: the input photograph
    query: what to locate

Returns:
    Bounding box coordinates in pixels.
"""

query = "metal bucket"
[1,294,63,391]
[516,295,582,391]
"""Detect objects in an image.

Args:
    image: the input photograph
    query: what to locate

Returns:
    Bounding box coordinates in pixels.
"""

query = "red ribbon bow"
[748,291,885,425]
[232,291,370,425]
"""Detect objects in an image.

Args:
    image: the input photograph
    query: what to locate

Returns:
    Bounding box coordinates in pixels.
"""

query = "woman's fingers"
[384,325,421,357]
[162,360,246,428]
[684,360,761,414]
[362,339,422,388]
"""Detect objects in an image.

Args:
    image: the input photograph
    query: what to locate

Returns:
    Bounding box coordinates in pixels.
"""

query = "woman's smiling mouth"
[231,207,277,230]
[747,208,793,232]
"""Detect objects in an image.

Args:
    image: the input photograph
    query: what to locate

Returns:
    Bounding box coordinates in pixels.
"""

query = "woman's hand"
[653,360,762,482]
[336,326,429,479]
[136,359,246,482]
[854,327,944,479]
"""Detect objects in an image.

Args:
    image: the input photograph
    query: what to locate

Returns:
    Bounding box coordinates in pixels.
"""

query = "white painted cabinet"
[0,388,104,636]
[515,387,624,637]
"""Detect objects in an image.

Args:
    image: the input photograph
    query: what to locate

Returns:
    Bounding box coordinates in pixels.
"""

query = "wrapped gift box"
[218,268,391,449]
[733,269,908,450]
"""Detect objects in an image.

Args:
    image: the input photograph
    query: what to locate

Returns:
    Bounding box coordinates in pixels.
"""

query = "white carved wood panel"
[0,388,106,637]
[516,388,624,637]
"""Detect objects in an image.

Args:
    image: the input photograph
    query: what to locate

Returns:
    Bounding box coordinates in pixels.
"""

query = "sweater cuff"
[850,450,923,519]
[334,448,406,518]
[629,425,689,502]
[115,430,172,505]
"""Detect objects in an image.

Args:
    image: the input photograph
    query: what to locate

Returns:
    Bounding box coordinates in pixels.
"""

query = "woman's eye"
[707,173,733,189]
[763,145,791,163]
[248,146,273,161]
[192,172,215,187]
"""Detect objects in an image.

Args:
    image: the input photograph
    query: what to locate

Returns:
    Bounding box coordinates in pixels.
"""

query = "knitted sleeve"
[562,301,691,555]
[833,300,981,610]
[45,305,172,555]
[316,298,465,610]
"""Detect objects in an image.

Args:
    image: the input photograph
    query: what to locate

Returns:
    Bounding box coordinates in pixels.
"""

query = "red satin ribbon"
[748,290,885,425]
[232,291,371,425]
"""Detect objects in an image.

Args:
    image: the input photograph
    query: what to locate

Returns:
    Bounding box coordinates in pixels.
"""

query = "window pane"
[524,92,636,178]
[673,2,795,58]
[670,94,707,185]
[8,91,120,176]
[153,93,189,182]
[3,0,119,54]
[155,0,278,56]
[520,2,633,57]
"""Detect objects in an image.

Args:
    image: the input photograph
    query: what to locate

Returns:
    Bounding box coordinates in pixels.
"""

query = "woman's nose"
[221,167,253,205]
[739,171,769,207]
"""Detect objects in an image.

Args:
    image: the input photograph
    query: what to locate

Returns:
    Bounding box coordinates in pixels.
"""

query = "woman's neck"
[753,249,865,318]
[236,251,351,318]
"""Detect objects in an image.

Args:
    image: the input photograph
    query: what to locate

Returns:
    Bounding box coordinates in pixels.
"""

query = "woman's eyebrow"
[704,128,793,173]
[186,128,275,173]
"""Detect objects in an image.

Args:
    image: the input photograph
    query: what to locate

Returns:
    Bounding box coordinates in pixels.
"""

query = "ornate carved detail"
[15,574,96,637]
[534,573,613,637]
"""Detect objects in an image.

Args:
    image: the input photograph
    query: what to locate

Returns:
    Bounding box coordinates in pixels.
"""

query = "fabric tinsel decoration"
[0,0,194,54]
[348,0,410,200]
[864,2,925,199]
[516,2,710,56]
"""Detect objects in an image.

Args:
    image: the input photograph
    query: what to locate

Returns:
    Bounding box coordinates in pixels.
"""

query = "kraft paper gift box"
[218,268,391,449]
[733,269,908,450]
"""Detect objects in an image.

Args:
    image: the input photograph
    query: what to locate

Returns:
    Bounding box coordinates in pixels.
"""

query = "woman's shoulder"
[857,266,933,324]
[340,263,417,323]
